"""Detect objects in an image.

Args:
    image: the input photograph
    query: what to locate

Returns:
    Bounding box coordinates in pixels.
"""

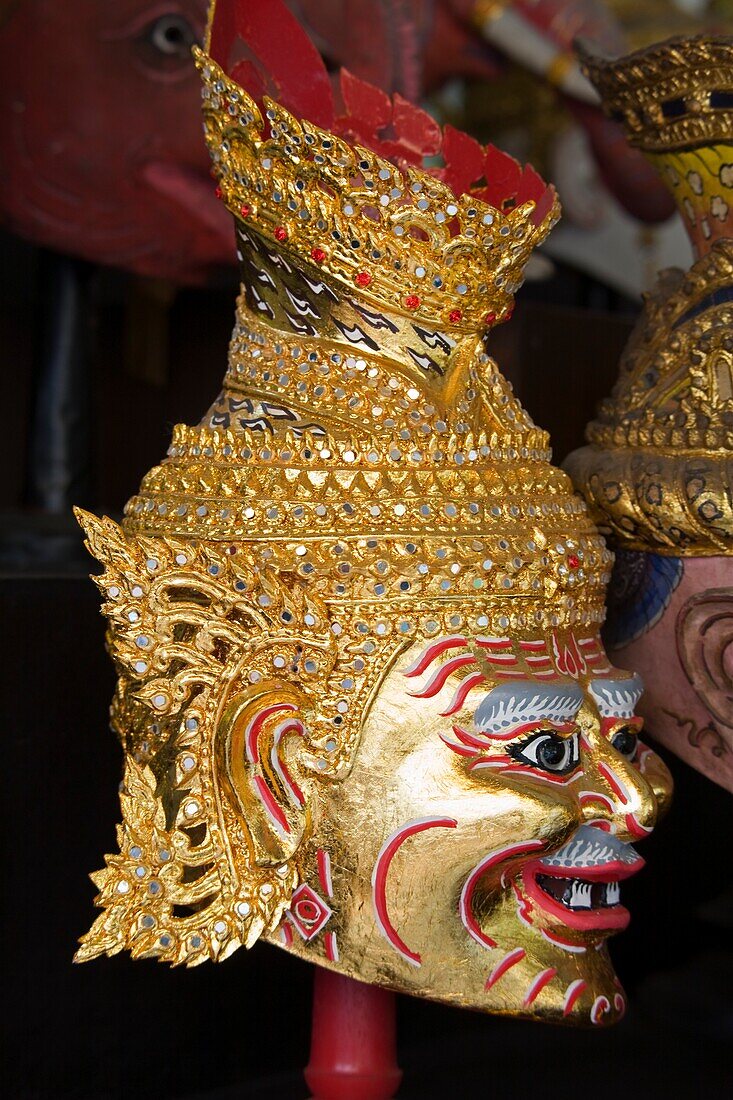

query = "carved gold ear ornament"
[74,508,341,965]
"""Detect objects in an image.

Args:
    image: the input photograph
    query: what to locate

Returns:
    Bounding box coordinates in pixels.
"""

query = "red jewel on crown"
[449,308,463,324]
[354,271,372,288]
[405,294,420,310]
[568,554,580,569]
[310,247,327,263]
[240,203,252,218]
[274,226,288,242]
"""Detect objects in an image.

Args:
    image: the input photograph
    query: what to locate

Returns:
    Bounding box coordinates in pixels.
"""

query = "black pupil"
[153,17,192,53]
[537,736,567,770]
[613,727,637,758]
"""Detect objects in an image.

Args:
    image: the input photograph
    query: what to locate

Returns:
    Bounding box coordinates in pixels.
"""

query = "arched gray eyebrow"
[474,680,584,732]
[588,674,644,719]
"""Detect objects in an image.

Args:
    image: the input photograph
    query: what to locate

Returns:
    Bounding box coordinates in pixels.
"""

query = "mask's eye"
[611,725,638,761]
[147,15,196,59]
[509,730,580,776]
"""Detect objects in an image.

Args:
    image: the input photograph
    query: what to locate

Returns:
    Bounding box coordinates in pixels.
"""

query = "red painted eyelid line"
[461,719,579,743]
[600,715,644,736]
[471,760,584,785]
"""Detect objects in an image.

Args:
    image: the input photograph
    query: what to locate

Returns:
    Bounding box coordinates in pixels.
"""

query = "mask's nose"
[579,730,661,842]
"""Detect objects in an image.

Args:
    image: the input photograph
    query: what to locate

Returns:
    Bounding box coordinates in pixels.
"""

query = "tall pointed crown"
[114,0,608,624]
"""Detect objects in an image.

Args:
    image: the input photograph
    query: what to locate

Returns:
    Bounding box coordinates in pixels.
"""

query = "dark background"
[2,231,731,1098]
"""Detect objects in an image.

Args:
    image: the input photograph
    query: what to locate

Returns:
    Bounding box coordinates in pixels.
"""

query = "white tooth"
[606,882,620,906]
[569,880,592,909]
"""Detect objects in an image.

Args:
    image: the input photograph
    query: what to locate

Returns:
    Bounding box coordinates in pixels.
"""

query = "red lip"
[522,853,644,933]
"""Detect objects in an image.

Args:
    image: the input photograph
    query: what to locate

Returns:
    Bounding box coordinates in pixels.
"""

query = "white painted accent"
[563,978,586,1013]
[474,683,583,731]
[479,9,598,105]
[589,674,644,718]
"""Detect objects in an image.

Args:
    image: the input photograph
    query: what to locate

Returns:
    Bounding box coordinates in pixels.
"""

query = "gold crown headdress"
[576,35,733,154]
[565,36,733,557]
[75,0,613,966]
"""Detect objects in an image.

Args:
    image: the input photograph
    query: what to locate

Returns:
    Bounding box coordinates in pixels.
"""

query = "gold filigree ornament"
[75,0,673,1025]
[566,36,733,556]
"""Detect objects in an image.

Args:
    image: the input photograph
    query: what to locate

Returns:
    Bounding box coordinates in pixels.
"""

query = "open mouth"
[535,874,621,910]
[522,825,644,933]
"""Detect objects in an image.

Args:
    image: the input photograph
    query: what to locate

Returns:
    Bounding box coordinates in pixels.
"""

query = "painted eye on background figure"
[146,14,196,60]
[508,730,580,776]
[611,725,639,761]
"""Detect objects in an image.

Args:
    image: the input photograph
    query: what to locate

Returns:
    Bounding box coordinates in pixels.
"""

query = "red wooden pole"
[305,967,402,1100]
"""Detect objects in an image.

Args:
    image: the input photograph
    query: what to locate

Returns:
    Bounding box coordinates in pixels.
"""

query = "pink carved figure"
[0,0,234,283]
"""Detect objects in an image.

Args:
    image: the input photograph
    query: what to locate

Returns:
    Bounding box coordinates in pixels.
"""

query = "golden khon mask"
[75,0,672,1026]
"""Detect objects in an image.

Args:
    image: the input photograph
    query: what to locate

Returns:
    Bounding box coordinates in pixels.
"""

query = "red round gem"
[239,203,252,218]
[484,311,496,326]
[405,294,420,310]
[355,271,372,288]
[214,186,223,200]
[449,308,463,324]
[295,899,320,923]
[310,247,327,263]
[568,554,580,569]
[274,226,288,242]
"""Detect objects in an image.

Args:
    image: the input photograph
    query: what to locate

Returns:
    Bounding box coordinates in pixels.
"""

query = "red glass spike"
[440,125,485,199]
[479,146,522,210]
[339,70,392,132]
[207,0,556,222]
[391,93,442,159]
[209,0,334,128]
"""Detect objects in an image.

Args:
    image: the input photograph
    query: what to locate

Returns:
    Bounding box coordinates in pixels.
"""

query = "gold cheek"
[640,748,674,822]
[466,767,580,849]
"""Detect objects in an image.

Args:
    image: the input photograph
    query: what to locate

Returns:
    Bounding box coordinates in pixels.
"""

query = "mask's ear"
[677,589,733,734]
[217,683,311,866]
